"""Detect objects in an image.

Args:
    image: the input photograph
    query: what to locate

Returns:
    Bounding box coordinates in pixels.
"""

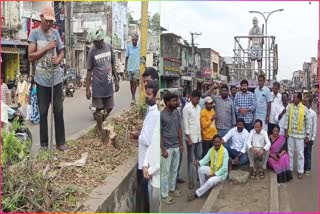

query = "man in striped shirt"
[234,80,256,132]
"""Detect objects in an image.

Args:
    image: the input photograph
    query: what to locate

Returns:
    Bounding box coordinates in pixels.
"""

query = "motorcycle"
[1,103,32,142]
[63,73,76,97]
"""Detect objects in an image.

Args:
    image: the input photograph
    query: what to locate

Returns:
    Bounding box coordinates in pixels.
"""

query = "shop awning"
[1,38,28,46]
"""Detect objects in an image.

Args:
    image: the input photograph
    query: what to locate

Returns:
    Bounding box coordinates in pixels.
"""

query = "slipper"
[259,170,265,179]
[162,196,175,205]
[250,171,257,179]
[169,189,182,197]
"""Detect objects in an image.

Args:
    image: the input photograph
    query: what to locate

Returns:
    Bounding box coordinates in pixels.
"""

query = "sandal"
[162,196,175,205]
[250,171,257,179]
[259,170,265,179]
[169,189,182,197]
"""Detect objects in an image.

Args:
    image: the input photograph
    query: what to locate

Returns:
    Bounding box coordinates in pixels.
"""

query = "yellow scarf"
[288,102,304,134]
[210,145,224,175]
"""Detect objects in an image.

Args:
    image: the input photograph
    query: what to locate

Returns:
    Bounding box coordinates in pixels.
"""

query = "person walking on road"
[85,27,120,137]
[302,96,317,176]
[28,5,67,151]
[131,80,159,212]
[187,135,229,201]
[161,92,183,205]
[125,32,140,104]
[183,90,202,190]
[284,92,311,179]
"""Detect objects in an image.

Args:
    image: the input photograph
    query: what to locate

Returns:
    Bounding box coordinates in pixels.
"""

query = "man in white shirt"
[274,92,289,136]
[302,97,317,175]
[143,118,160,212]
[132,80,159,212]
[183,90,202,190]
[222,118,249,166]
[268,82,282,135]
[247,119,271,179]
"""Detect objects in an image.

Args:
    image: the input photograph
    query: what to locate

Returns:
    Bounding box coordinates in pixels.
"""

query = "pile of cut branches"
[2,105,142,212]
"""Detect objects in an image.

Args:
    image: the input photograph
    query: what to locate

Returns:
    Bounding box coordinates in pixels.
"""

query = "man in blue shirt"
[254,75,272,133]
[125,32,140,104]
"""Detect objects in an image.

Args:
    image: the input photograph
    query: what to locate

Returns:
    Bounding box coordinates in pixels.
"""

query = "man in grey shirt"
[28,5,66,151]
[161,92,183,204]
[205,84,236,137]
[86,27,120,137]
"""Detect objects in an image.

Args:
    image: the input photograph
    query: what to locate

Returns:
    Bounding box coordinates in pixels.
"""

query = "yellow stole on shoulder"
[288,102,305,134]
[210,145,224,175]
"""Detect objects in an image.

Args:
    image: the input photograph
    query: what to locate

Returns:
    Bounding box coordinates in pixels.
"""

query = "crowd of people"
[1,74,40,124]
[158,74,317,204]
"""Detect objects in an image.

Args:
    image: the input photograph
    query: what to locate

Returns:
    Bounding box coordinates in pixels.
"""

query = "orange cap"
[42,5,56,22]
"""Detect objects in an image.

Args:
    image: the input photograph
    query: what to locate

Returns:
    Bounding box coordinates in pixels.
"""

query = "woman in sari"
[29,76,40,124]
[267,125,293,183]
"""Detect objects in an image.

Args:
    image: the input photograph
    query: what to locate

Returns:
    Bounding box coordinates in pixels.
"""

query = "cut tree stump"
[101,124,117,146]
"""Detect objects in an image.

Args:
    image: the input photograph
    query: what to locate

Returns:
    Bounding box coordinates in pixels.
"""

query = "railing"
[231,35,278,81]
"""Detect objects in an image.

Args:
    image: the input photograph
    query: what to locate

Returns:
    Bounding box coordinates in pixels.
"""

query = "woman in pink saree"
[267,125,293,183]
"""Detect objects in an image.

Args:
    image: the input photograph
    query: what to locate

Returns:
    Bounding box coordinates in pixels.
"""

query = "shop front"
[1,39,29,83]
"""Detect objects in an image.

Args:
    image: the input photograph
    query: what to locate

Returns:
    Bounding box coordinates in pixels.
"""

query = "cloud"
[161,1,319,81]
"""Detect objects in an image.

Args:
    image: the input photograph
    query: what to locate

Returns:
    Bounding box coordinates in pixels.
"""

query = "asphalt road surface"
[28,81,135,155]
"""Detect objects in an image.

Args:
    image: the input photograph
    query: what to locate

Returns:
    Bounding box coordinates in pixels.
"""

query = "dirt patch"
[2,105,143,212]
[211,171,270,212]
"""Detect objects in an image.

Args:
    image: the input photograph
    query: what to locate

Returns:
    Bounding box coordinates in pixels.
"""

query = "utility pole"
[139,1,148,105]
[64,2,72,67]
[190,32,201,90]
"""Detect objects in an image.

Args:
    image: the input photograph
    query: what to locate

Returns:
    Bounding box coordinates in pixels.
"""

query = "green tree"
[149,13,160,32]
[128,12,137,24]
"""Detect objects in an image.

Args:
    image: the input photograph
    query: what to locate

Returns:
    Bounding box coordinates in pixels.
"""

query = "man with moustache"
[268,82,282,135]
[284,92,311,179]
[234,80,256,132]
[125,32,140,104]
[254,75,272,133]
[161,92,183,205]
[188,135,229,201]
[86,27,119,137]
[28,5,66,151]
[183,90,202,190]
[132,80,159,211]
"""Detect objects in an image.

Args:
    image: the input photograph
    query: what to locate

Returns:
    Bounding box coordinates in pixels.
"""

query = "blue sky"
[129,1,319,81]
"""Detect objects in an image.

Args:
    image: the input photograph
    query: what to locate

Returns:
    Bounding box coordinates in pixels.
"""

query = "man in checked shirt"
[234,80,257,132]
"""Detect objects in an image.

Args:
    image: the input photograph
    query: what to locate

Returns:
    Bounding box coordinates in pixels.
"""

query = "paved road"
[161,143,207,212]
[280,131,318,212]
[29,81,135,155]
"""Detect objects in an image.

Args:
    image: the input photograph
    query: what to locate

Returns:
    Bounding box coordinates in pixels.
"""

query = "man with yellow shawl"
[187,135,229,201]
[283,92,311,179]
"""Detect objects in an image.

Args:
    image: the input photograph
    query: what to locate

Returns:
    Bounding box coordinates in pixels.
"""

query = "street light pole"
[249,9,283,80]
